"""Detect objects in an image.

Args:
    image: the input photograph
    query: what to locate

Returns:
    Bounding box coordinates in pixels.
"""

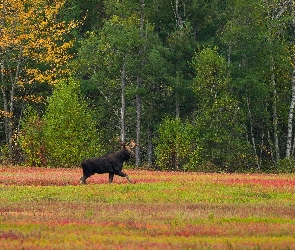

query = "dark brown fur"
[79,140,136,184]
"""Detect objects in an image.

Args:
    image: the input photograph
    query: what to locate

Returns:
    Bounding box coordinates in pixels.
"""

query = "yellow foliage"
[0,110,13,118]
[0,0,78,85]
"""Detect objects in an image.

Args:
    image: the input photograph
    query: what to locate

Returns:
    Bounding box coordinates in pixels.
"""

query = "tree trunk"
[227,43,232,65]
[120,60,126,143]
[147,124,153,167]
[1,72,16,162]
[135,78,141,167]
[247,98,260,169]
[286,11,295,158]
[135,0,146,167]
[0,47,22,163]
[0,62,11,157]
[175,92,180,119]
[265,0,293,161]
[286,68,295,158]
[172,0,183,120]
[271,68,280,162]
[172,0,183,28]
[175,72,181,118]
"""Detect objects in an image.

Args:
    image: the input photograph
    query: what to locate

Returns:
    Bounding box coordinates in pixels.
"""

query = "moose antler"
[118,138,139,149]
[128,139,139,149]
[117,137,126,147]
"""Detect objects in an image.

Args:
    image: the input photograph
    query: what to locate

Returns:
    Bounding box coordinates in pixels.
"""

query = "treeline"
[0,0,294,172]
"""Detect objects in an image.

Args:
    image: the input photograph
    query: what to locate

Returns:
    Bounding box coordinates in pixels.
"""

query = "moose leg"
[117,171,131,183]
[79,175,88,184]
[125,174,131,183]
[80,165,93,185]
[109,173,114,183]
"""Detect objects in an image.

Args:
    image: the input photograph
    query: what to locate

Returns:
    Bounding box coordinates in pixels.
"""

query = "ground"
[1,166,295,249]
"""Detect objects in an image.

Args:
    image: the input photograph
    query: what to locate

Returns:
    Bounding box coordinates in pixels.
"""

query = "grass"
[1,166,295,249]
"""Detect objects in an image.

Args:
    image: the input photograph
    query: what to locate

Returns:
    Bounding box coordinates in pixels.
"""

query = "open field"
[1,166,295,249]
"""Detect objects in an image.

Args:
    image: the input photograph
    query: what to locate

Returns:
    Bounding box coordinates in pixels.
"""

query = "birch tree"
[77,14,142,144]
[263,0,294,162]
[134,0,146,167]
[286,0,295,158]
[222,0,292,168]
[0,0,77,162]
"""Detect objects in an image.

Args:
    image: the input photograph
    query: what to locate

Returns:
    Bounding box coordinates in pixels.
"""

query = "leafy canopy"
[43,78,102,167]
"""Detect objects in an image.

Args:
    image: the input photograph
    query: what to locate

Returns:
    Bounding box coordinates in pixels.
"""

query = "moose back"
[79,140,137,184]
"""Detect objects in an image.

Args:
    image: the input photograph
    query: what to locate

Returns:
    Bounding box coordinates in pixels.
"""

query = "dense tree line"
[0,0,294,172]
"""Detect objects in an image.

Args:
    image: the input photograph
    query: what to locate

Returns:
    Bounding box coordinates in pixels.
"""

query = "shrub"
[277,158,295,173]
[43,78,102,167]
[154,117,199,171]
[18,107,47,166]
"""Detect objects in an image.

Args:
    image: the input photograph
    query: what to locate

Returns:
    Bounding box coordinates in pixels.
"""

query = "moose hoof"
[79,177,87,185]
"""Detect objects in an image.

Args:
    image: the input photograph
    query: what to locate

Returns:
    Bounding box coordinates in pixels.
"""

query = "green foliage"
[18,107,47,166]
[0,0,294,173]
[191,47,227,102]
[277,158,295,174]
[192,48,255,171]
[0,144,12,165]
[154,117,199,171]
[221,0,292,167]
[43,78,102,167]
[194,94,255,172]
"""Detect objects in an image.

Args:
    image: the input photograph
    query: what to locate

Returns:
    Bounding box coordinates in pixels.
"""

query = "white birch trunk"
[147,124,153,167]
[271,68,280,162]
[247,98,260,169]
[286,68,295,158]
[287,11,295,157]
[1,47,22,162]
[265,0,294,162]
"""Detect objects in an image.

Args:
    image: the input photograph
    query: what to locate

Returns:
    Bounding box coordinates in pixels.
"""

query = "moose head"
[120,139,138,157]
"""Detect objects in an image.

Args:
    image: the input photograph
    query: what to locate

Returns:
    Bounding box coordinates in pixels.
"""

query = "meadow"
[1,166,295,249]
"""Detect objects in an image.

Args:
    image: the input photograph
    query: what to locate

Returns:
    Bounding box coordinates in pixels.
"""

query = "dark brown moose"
[79,140,137,184]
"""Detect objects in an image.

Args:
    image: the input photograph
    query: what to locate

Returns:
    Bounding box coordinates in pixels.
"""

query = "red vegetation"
[1,167,295,249]
[0,166,174,186]
[1,166,295,188]
[213,174,295,188]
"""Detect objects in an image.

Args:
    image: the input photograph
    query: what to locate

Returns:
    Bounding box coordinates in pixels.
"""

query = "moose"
[79,139,137,184]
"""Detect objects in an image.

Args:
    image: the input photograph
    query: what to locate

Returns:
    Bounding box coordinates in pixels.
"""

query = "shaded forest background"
[0,0,294,172]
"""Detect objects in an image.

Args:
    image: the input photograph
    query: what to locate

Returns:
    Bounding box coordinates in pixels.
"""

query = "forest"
[0,0,294,172]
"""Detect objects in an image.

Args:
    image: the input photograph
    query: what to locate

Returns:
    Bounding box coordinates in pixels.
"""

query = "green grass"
[1,168,295,249]
[1,181,294,204]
